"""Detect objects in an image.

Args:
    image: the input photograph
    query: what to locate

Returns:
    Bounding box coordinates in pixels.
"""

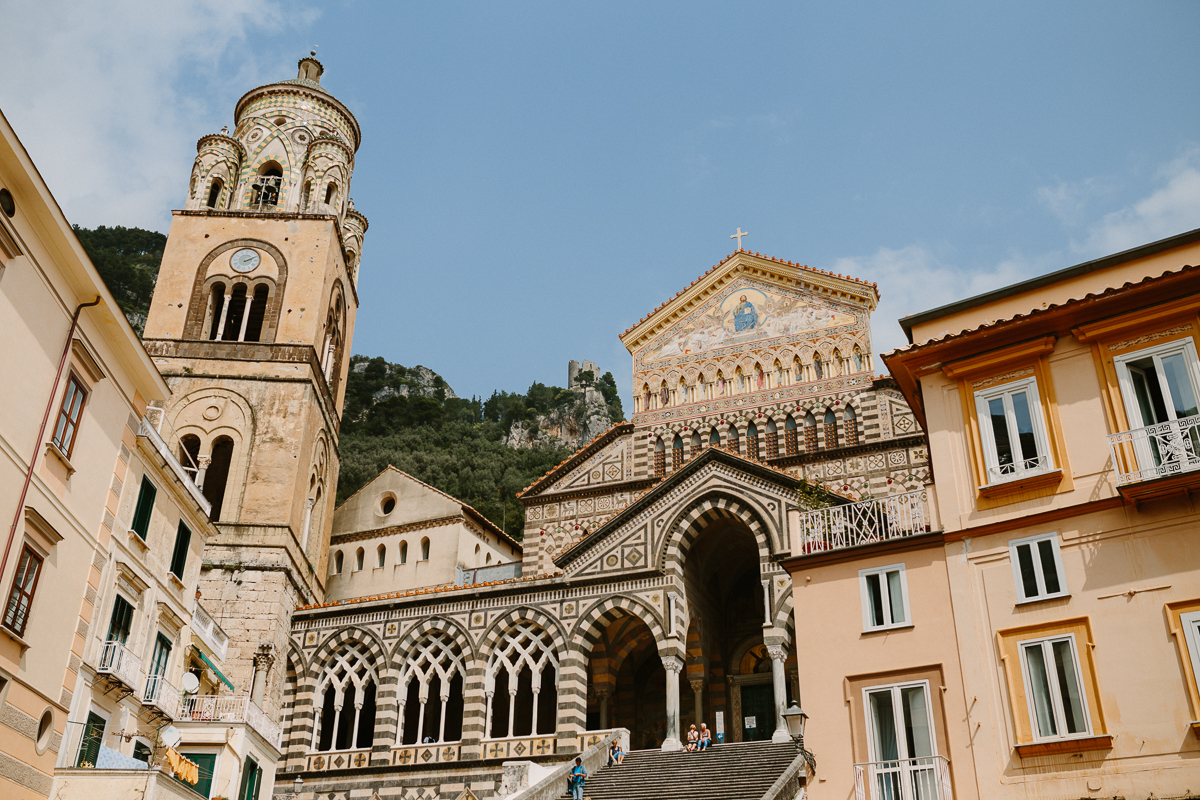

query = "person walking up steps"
[568,757,587,800]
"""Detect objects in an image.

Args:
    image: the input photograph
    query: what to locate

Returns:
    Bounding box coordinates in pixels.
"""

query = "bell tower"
[142,55,368,718]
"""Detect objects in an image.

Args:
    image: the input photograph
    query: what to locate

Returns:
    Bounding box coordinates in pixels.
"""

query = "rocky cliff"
[504,385,613,450]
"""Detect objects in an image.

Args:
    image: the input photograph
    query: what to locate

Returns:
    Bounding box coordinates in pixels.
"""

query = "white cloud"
[1036,176,1112,226]
[0,0,316,230]
[1077,149,1200,256]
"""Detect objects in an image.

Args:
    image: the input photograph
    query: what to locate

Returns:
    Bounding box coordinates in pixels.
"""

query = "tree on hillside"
[73,225,166,336]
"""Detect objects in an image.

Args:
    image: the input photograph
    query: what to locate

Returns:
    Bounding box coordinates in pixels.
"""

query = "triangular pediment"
[553,448,837,578]
[518,423,635,500]
[621,251,879,364]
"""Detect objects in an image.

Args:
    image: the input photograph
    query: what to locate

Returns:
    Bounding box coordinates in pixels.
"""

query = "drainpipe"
[1,296,101,584]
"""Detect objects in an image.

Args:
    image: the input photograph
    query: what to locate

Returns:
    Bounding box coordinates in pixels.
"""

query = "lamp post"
[781,703,816,774]
[280,776,304,800]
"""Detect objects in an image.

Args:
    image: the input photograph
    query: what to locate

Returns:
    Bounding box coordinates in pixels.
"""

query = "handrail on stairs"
[759,741,813,800]
[503,729,627,800]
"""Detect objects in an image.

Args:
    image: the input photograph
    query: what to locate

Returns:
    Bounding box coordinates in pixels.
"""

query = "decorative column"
[596,688,610,729]
[195,454,211,490]
[251,643,275,707]
[690,679,704,727]
[301,497,315,551]
[661,654,684,751]
[767,645,790,743]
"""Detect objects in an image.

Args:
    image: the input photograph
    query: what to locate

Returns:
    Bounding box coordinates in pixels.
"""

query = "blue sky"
[3,1,1199,403]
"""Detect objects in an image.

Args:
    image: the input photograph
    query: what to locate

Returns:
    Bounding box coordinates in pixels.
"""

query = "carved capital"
[253,641,276,670]
[661,654,684,674]
[689,679,705,694]
[766,644,789,663]
[196,455,212,468]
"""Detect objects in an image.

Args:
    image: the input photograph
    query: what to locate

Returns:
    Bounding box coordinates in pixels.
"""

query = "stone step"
[562,740,801,800]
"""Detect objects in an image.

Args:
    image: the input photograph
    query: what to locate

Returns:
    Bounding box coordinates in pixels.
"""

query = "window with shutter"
[3,545,43,637]
[131,477,156,539]
[170,521,191,579]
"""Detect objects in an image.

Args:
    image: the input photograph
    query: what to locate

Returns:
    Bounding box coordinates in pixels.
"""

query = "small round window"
[381,494,396,515]
[0,188,14,218]
[35,708,53,754]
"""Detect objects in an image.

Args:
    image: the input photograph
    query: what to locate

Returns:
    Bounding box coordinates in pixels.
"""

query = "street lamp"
[280,776,304,800]
[781,703,816,774]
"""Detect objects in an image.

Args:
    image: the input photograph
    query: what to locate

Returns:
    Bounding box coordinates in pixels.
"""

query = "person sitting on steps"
[568,757,587,800]
[698,723,712,750]
[686,724,699,751]
[608,740,625,766]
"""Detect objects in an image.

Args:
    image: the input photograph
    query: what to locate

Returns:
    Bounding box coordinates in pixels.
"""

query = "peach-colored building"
[784,228,1200,799]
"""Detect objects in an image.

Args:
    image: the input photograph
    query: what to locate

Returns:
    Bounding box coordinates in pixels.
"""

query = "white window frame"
[1008,532,1069,604]
[1018,633,1092,742]
[861,679,937,763]
[858,563,912,632]
[974,375,1053,485]
[1113,338,1200,429]
[1182,610,1200,696]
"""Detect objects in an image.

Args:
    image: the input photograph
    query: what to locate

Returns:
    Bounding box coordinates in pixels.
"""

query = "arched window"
[784,416,798,456]
[300,180,312,212]
[203,437,234,521]
[765,418,779,459]
[672,434,684,470]
[207,283,227,340]
[324,182,338,206]
[322,292,346,389]
[335,551,344,574]
[420,537,430,561]
[355,548,365,572]
[804,412,818,452]
[824,409,838,449]
[206,178,224,209]
[250,163,283,210]
[475,544,481,566]
[179,435,201,484]
[220,284,248,340]
[691,430,702,452]
[399,632,466,745]
[400,541,408,564]
[654,437,666,478]
[377,544,386,568]
[486,622,559,738]
[486,553,492,565]
[728,425,740,454]
[244,284,269,342]
[844,404,858,446]
[746,422,759,460]
[313,642,378,752]
[709,427,720,447]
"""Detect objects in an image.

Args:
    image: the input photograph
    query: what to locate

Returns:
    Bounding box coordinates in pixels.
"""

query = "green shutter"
[107,596,133,642]
[76,712,105,767]
[238,755,261,800]
[131,477,156,539]
[181,752,216,798]
[170,521,191,578]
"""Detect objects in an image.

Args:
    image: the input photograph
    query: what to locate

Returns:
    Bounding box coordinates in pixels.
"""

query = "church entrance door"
[739,684,775,742]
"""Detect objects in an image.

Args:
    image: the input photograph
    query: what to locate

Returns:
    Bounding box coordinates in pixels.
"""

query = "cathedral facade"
[135,60,929,800]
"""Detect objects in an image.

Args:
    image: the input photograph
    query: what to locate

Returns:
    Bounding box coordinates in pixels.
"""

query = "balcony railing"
[178,695,282,750]
[97,640,142,693]
[798,489,930,554]
[143,674,181,719]
[1107,413,1200,485]
[854,755,952,800]
[191,603,229,662]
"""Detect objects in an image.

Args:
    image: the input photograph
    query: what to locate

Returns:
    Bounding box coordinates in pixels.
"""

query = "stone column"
[767,645,790,743]
[690,679,704,727]
[596,689,610,729]
[661,655,684,751]
[195,454,211,490]
[251,643,275,707]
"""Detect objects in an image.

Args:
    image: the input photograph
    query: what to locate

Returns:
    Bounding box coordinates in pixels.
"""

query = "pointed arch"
[658,490,777,575]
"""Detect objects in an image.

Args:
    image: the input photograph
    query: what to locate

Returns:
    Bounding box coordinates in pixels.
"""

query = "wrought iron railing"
[854,755,952,800]
[986,453,1049,483]
[798,489,930,554]
[179,695,282,749]
[143,674,181,718]
[1107,413,1200,485]
[97,640,142,693]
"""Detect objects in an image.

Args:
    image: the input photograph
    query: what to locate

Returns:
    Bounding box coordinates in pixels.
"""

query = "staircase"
[564,740,804,800]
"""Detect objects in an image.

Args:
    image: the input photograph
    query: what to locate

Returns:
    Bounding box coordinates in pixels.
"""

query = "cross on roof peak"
[730,227,749,249]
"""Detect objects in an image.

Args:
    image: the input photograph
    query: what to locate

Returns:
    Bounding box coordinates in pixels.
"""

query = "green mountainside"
[73,225,166,336]
[74,225,622,540]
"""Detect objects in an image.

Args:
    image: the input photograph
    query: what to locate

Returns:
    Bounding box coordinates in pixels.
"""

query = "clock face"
[231,248,260,273]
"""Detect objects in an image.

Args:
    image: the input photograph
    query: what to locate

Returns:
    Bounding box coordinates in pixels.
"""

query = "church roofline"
[551,446,844,567]
[619,249,880,352]
[516,421,635,499]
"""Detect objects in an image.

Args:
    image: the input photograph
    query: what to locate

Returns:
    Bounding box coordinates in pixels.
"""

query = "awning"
[192,645,235,692]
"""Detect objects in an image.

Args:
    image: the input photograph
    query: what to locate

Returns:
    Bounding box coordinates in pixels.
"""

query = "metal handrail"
[798,489,929,554]
[1107,413,1200,485]
[97,640,142,694]
[853,755,951,800]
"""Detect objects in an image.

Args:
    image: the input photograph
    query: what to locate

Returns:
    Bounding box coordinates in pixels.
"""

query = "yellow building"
[0,109,171,799]
[784,228,1200,799]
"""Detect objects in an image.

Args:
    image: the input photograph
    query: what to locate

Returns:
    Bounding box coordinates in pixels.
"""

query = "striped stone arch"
[391,615,478,668]
[281,642,314,769]
[657,491,776,574]
[478,607,569,662]
[311,625,389,671]
[569,594,668,658]
[771,585,795,633]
